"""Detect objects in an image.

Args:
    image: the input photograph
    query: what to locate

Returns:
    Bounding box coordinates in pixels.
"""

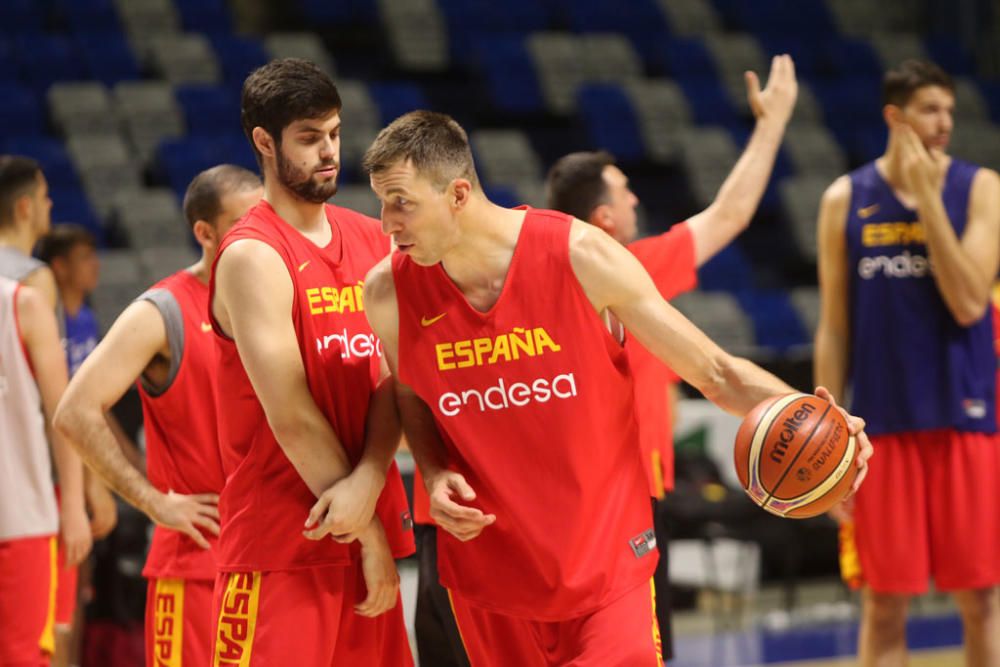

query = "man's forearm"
[355,375,402,482]
[711,120,784,225]
[397,391,450,490]
[271,408,353,497]
[917,193,991,325]
[706,356,796,417]
[55,406,159,516]
[814,326,849,404]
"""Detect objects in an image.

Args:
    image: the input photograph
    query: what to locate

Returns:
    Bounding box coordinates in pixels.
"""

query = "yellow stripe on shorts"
[650,578,664,666]
[213,572,262,667]
[446,588,474,666]
[152,579,185,667]
[39,537,57,656]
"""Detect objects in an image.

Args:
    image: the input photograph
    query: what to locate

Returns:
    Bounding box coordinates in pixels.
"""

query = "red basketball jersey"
[411,222,698,519]
[394,208,655,620]
[139,270,224,580]
[210,201,414,572]
[625,222,697,496]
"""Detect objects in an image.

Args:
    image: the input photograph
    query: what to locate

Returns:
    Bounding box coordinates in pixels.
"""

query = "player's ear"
[191,220,216,247]
[883,104,902,127]
[450,178,473,210]
[252,127,276,160]
[588,204,615,235]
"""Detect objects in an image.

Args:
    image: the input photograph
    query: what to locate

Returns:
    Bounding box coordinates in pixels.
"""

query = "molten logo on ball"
[770,402,816,464]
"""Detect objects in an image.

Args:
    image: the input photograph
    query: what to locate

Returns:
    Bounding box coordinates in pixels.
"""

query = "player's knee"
[952,587,1000,626]
[864,591,909,627]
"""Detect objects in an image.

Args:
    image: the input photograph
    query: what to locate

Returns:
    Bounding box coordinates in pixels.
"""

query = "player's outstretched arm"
[364,258,497,542]
[54,300,219,549]
[814,176,852,404]
[687,54,797,266]
[898,124,1000,325]
[571,221,793,414]
[18,285,91,565]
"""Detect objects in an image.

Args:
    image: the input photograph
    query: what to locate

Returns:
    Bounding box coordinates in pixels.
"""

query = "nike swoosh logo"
[201,322,213,333]
[858,204,880,219]
[298,260,310,272]
[421,313,447,327]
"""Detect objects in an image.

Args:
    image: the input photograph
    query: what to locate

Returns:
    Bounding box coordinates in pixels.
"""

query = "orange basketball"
[734,393,858,519]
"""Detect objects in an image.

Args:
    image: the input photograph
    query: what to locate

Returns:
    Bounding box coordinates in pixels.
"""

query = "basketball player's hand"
[746,54,797,128]
[85,476,118,539]
[897,123,947,195]
[427,471,496,542]
[303,467,385,543]
[827,498,855,524]
[151,490,220,550]
[60,502,93,567]
[814,387,873,496]
[355,521,400,617]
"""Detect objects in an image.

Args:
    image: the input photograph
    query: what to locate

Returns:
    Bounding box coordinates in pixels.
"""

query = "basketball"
[734,393,858,519]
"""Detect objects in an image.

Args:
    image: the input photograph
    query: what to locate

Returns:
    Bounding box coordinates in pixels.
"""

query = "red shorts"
[54,540,78,628]
[0,535,56,666]
[852,429,1000,593]
[145,578,214,667]
[212,563,413,666]
[449,579,662,667]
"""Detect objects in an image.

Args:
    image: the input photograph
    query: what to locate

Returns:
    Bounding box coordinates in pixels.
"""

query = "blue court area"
[672,613,963,666]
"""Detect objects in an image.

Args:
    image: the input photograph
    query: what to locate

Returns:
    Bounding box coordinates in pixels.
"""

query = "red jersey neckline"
[431,207,530,319]
[258,199,343,261]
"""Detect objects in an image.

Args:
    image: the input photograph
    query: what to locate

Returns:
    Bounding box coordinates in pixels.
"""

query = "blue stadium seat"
[712,0,835,36]
[553,0,668,38]
[756,35,821,81]
[76,32,141,86]
[52,0,122,33]
[175,0,233,34]
[296,0,378,25]
[737,289,807,351]
[368,83,430,126]
[814,37,882,79]
[15,35,88,92]
[0,137,80,190]
[677,78,740,126]
[483,185,519,209]
[472,36,545,114]
[50,189,105,244]
[0,84,45,137]
[696,243,753,292]
[210,35,270,83]
[0,0,45,36]
[655,37,718,80]
[576,84,645,163]
[157,134,257,198]
[925,38,975,77]
[978,82,1000,124]
[175,85,241,137]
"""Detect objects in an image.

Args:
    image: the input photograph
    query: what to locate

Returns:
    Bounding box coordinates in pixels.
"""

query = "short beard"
[275,146,338,204]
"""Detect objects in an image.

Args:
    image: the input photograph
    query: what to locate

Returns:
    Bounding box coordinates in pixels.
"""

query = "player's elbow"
[951,298,989,328]
[52,396,81,441]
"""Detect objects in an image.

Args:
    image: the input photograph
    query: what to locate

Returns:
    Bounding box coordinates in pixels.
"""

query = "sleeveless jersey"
[64,304,98,376]
[0,277,58,541]
[210,201,414,572]
[137,270,224,580]
[847,159,996,435]
[394,208,655,620]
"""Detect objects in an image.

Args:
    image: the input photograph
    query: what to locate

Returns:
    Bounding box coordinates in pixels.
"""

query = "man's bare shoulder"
[821,175,852,208]
[972,166,1000,194]
[568,218,624,268]
[216,237,285,275]
[20,264,57,308]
